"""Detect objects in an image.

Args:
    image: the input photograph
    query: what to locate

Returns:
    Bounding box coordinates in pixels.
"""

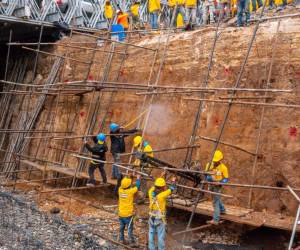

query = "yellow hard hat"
[121,177,132,189]
[154,177,166,187]
[133,136,142,147]
[213,150,223,162]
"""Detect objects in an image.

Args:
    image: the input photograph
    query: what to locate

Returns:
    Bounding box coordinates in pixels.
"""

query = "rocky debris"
[0,187,121,250]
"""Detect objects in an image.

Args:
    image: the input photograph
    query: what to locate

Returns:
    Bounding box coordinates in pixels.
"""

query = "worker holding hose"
[133,135,154,203]
[118,174,141,246]
[148,176,176,250]
[205,149,229,225]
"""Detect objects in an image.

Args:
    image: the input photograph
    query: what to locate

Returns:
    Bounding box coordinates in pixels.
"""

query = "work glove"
[220,178,229,183]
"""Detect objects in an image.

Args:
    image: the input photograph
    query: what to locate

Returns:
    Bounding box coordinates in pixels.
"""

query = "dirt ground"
[4,179,296,250]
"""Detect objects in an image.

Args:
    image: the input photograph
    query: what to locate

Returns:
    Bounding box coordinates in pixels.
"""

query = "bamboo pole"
[287,186,300,202]
[71,154,233,198]
[172,224,214,236]
[24,132,140,140]
[73,30,157,52]
[2,176,73,186]
[0,79,293,93]
[184,98,300,109]
[40,184,110,193]
[202,181,300,192]
[196,135,257,156]
[22,46,103,65]
[8,43,127,55]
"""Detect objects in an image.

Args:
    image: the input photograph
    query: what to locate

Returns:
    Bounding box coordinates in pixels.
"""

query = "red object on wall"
[288,127,297,137]
[88,75,93,80]
[79,111,85,117]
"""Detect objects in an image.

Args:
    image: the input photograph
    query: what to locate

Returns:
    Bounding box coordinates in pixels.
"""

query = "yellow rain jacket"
[186,0,196,7]
[168,0,176,7]
[130,3,139,16]
[205,162,229,182]
[148,186,171,217]
[118,185,138,217]
[176,0,186,5]
[134,144,154,166]
[105,4,113,19]
[149,0,161,13]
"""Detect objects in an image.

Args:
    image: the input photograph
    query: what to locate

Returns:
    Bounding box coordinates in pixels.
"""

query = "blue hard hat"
[110,123,119,132]
[143,141,149,147]
[97,133,106,142]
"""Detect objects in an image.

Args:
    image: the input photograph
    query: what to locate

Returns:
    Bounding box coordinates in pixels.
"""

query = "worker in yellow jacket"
[185,0,197,25]
[149,0,161,29]
[130,1,141,29]
[205,150,229,225]
[118,175,141,246]
[105,0,113,26]
[148,177,176,250]
[133,136,154,203]
[171,0,188,27]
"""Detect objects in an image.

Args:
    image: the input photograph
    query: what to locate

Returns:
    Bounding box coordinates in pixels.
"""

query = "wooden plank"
[172,203,264,228]
[20,159,118,185]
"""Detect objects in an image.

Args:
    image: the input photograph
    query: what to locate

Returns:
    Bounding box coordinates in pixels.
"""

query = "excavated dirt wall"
[20,18,300,216]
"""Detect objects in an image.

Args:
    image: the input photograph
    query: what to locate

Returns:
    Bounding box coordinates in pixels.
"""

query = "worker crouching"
[118,175,141,246]
[148,177,176,250]
[205,150,229,225]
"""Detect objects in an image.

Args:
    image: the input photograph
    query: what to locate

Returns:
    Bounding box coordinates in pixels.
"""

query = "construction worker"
[237,0,250,27]
[84,133,108,186]
[105,0,114,27]
[202,0,216,25]
[149,0,161,29]
[130,1,141,29]
[148,177,176,250]
[205,150,229,225]
[172,0,188,27]
[185,0,197,26]
[168,0,176,26]
[109,123,139,180]
[118,174,141,246]
[133,136,154,202]
[117,10,129,30]
[251,0,262,12]
[218,0,230,20]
